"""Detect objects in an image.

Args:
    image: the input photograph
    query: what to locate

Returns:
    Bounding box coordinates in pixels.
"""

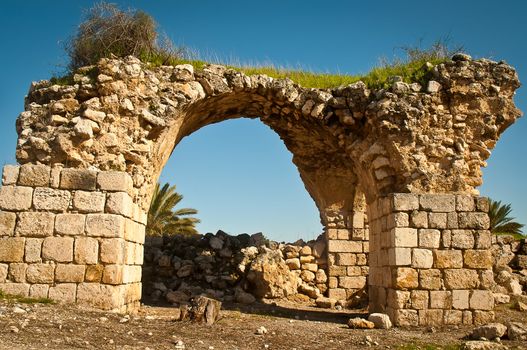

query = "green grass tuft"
[0,289,54,305]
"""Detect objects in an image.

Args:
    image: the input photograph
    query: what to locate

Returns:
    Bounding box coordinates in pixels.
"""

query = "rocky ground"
[0,298,526,350]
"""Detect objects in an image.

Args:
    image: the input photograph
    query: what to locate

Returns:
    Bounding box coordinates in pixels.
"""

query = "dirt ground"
[0,298,525,350]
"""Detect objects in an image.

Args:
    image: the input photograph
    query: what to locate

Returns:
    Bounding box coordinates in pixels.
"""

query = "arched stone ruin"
[0,54,522,326]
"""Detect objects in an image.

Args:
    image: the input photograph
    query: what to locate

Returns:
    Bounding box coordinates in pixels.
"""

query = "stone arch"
[1,55,522,326]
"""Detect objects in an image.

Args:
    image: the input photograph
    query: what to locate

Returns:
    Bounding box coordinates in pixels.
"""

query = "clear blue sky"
[0,1,525,242]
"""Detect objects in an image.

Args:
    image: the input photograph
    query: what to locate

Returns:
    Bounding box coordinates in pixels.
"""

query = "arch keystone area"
[0,55,522,325]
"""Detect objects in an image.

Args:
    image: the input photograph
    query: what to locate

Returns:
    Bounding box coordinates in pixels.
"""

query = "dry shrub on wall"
[65,1,185,71]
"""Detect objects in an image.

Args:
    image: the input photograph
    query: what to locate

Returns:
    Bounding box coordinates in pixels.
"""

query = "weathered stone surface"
[73,191,105,213]
[26,263,54,283]
[507,322,527,341]
[74,237,99,264]
[469,290,494,310]
[16,212,55,237]
[48,283,77,303]
[470,323,507,340]
[0,186,32,211]
[393,268,418,289]
[0,237,25,262]
[464,250,493,269]
[60,169,97,190]
[462,341,508,350]
[434,250,463,268]
[2,165,19,185]
[368,313,392,329]
[420,194,455,212]
[55,214,85,236]
[0,211,16,236]
[418,229,440,248]
[106,192,132,217]
[347,317,375,329]
[42,237,74,262]
[444,269,480,289]
[458,213,490,229]
[97,171,133,193]
[55,264,85,282]
[412,249,433,268]
[76,283,122,310]
[18,164,50,187]
[100,238,125,264]
[246,249,297,298]
[327,240,362,253]
[33,187,71,211]
[86,214,125,237]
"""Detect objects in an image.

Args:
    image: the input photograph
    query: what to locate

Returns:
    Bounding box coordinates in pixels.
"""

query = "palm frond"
[489,199,524,236]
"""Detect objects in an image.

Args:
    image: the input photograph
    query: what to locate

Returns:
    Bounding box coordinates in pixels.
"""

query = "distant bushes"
[65,2,185,71]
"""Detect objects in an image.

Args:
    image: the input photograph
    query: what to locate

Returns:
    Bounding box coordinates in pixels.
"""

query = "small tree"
[147,182,200,236]
[65,2,184,71]
[489,199,524,237]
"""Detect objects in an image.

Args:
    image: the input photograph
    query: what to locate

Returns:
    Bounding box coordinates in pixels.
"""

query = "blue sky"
[0,1,525,242]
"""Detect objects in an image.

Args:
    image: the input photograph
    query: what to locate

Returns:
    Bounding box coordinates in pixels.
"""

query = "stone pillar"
[0,164,145,312]
[368,193,494,326]
[326,209,369,303]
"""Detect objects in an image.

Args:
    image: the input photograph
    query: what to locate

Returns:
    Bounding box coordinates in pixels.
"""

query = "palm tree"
[146,182,200,236]
[488,199,524,236]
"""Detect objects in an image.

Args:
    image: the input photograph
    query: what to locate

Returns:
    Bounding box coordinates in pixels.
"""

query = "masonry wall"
[368,193,495,326]
[0,164,145,312]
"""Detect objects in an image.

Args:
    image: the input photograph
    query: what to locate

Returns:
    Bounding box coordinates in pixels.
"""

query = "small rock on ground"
[347,317,374,329]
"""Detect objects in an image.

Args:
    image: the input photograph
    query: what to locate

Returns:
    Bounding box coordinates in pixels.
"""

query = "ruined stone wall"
[368,194,495,326]
[0,164,145,311]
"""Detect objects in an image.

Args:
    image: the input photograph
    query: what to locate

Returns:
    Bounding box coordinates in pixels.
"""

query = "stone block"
[97,171,133,193]
[0,211,16,236]
[391,228,418,247]
[49,283,77,303]
[469,290,494,311]
[0,186,32,210]
[336,229,350,240]
[55,264,85,282]
[337,253,356,266]
[0,264,7,282]
[410,290,429,309]
[444,269,479,289]
[100,238,125,264]
[434,250,463,268]
[479,270,495,289]
[473,311,495,325]
[447,212,458,229]
[85,264,104,282]
[2,165,19,185]
[418,229,440,248]
[122,265,142,284]
[74,237,98,264]
[419,194,455,212]
[55,214,86,236]
[419,269,442,290]
[33,187,71,211]
[8,263,27,282]
[474,230,492,249]
[456,195,475,211]
[410,211,428,228]
[60,168,97,190]
[387,289,410,309]
[352,228,367,240]
[393,309,418,327]
[388,212,409,228]
[302,263,318,272]
[26,263,54,283]
[442,230,452,248]
[452,290,470,310]
[352,212,365,228]
[29,284,49,298]
[327,240,362,253]
[328,276,338,288]
[328,266,347,276]
[42,237,74,262]
[443,310,463,325]
[458,213,490,229]
[285,258,300,269]
[0,237,25,262]
[428,213,447,229]
[73,191,105,213]
[102,265,123,284]
[476,197,490,213]
[24,238,42,263]
[86,214,125,237]
[339,276,366,289]
[388,247,411,266]
[419,309,443,326]
[430,291,452,309]
[18,164,50,187]
[412,248,433,268]
[0,283,30,297]
[327,288,347,300]
[16,212,55,237]
[356,253,367,265]
[392,193,419,211]
[347,266,362,276]
[451,230,475,249]
[393,268,418,289]
[106,192,133,217]
[50,166,62,188]
[464,250,493,269]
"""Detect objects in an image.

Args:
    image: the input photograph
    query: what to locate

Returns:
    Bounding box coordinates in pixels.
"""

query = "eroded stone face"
[15,55,521,209]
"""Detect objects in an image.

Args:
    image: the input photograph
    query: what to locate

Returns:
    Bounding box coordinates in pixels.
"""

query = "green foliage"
[489,199,525,237]
[0,289,54,304]
[65,2,185,71]
[147,182,200,236]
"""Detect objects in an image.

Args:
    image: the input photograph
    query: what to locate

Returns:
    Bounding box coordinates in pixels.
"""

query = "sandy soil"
[0,299,525,350]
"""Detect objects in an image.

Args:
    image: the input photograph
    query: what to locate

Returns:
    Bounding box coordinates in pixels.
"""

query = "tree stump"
[179,296,221,325]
